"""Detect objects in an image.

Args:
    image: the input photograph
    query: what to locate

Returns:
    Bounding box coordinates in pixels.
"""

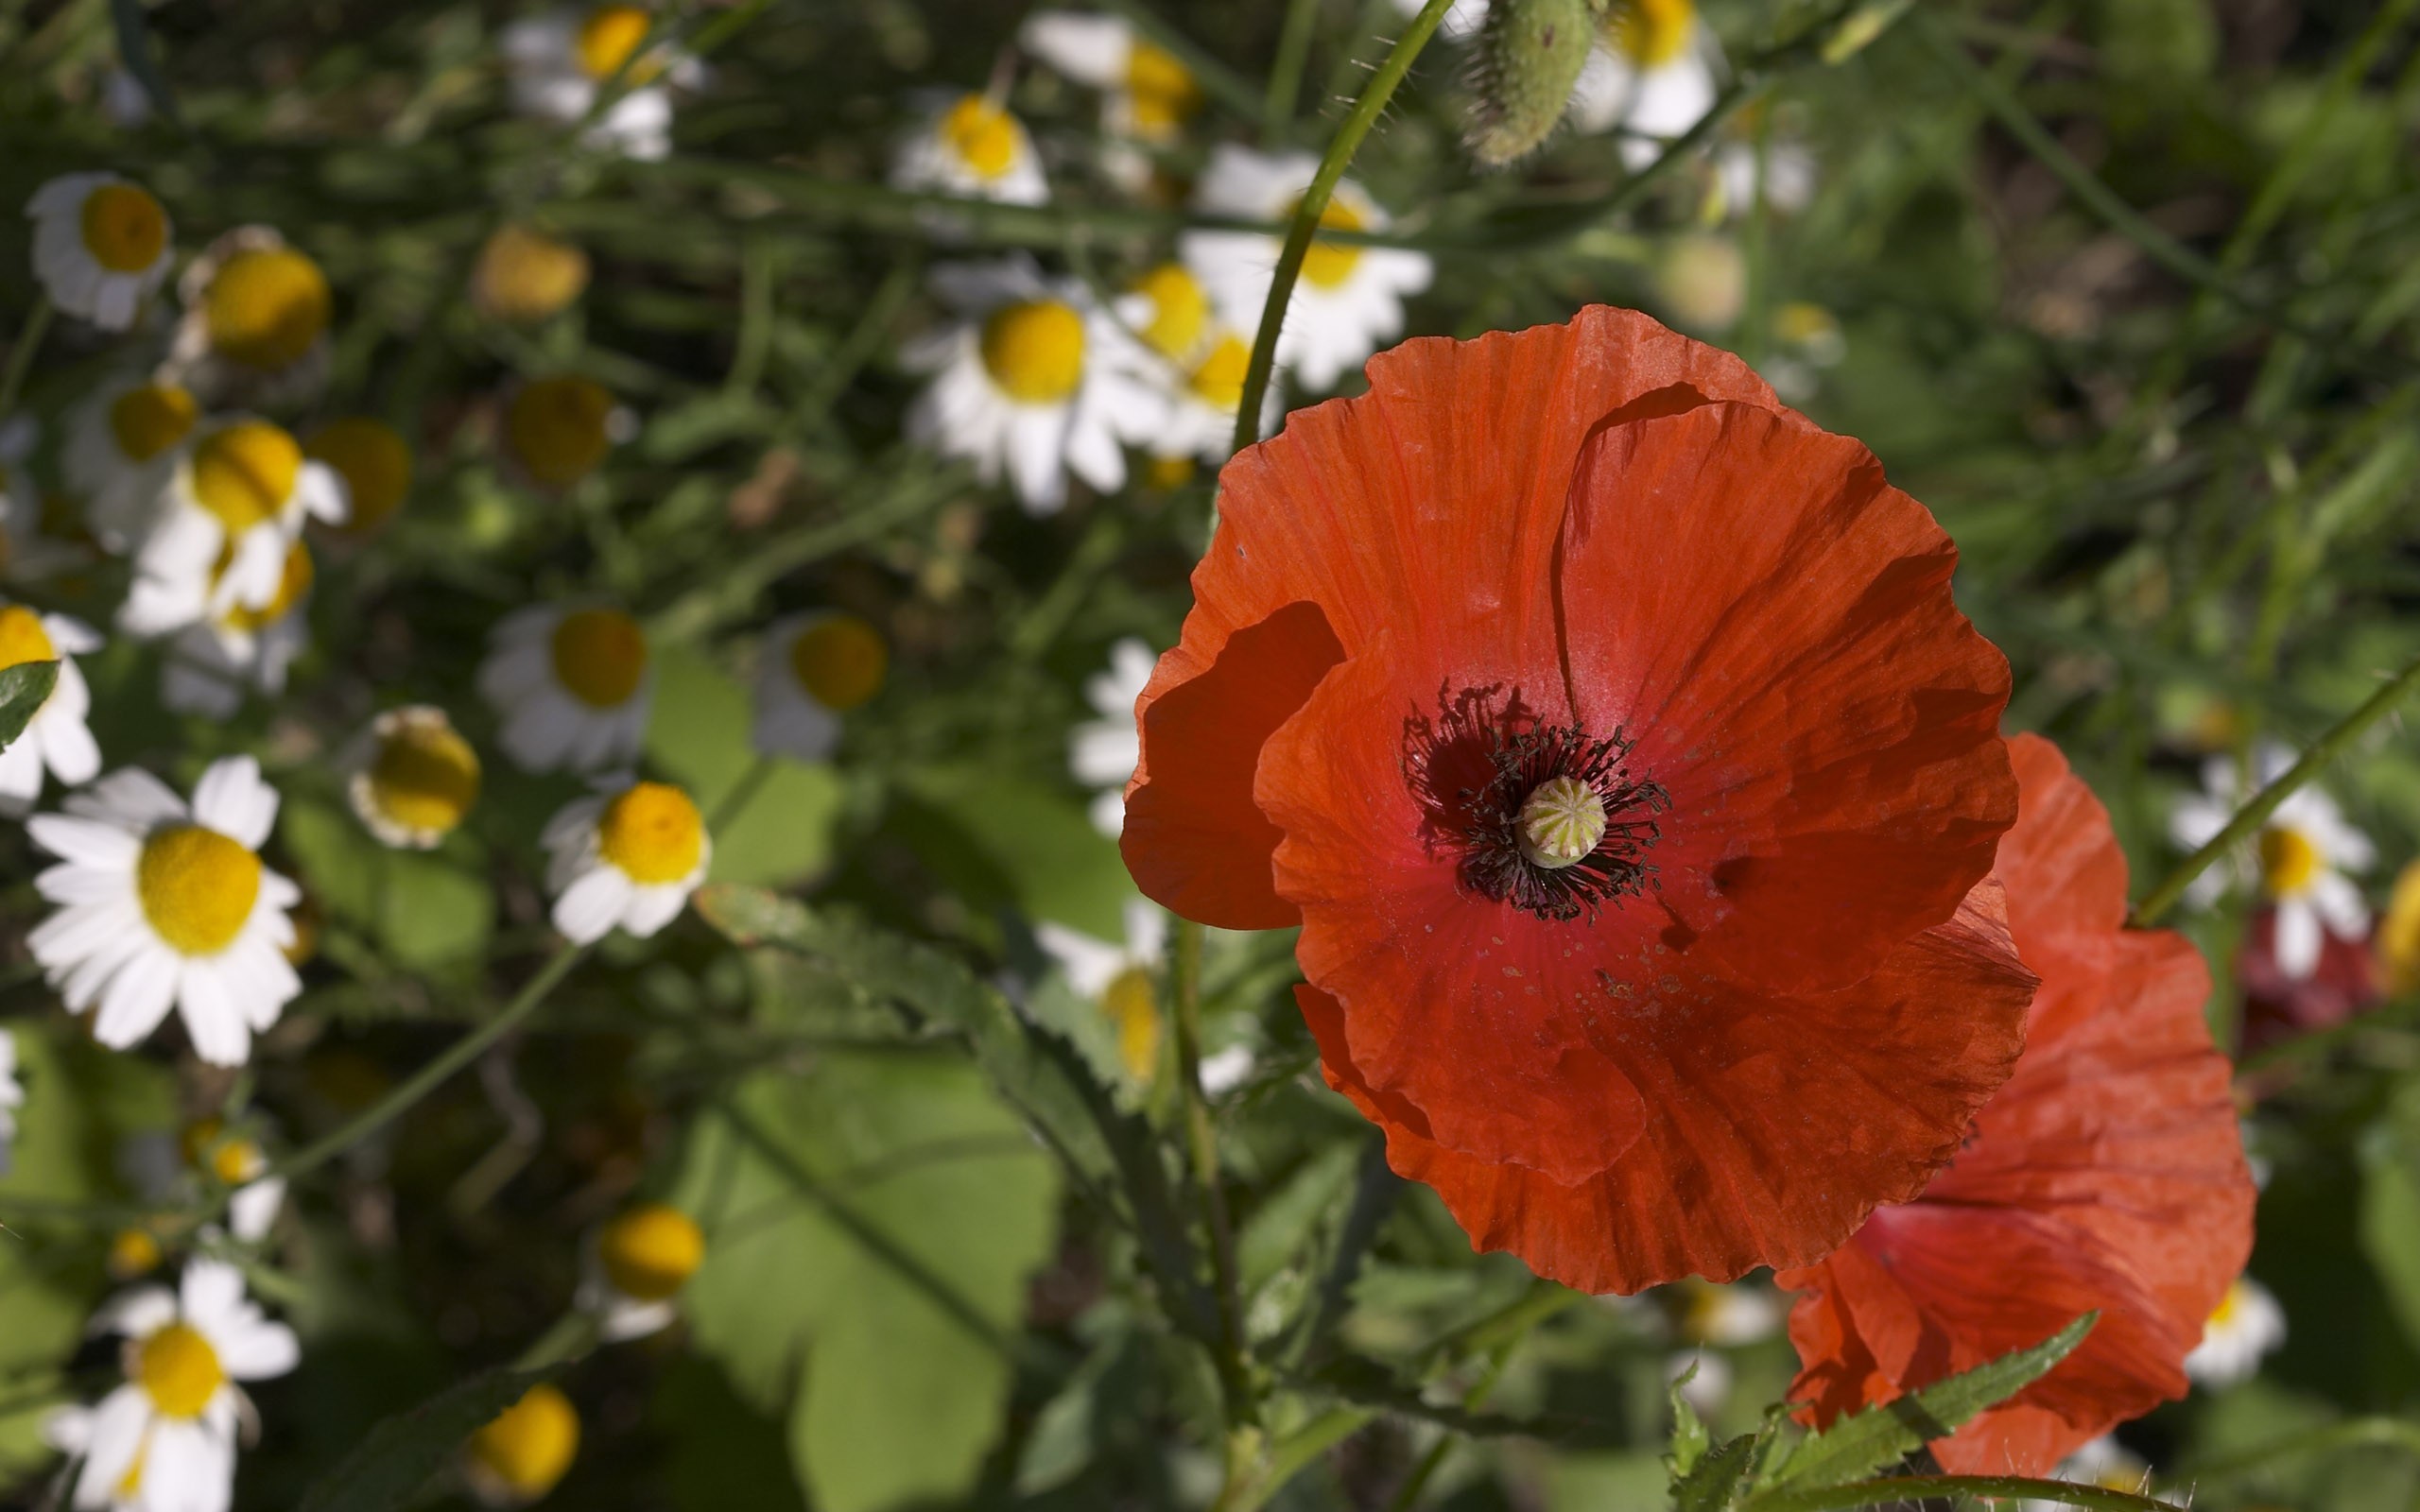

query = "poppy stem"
[1167,916,1255,1425]
[2132,654,2420,926]
[1227,0,1462,460]
[1743,1473,2173,1512]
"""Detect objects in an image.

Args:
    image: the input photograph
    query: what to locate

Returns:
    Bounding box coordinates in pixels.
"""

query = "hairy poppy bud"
[1465,0,1604,167]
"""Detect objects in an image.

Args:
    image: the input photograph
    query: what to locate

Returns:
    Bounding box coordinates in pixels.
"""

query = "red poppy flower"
[2238,905,2380,1057]
[1778,734,2255,1473]
[1122,307,2033,1292]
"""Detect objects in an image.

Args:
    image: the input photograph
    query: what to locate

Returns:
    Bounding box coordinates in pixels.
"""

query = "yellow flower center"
[136,1323,226,1418]
[1145,455,1196,490]
[1296,197,1366,289]
[1613,0,1697,68]
[508,376,615,488]
[475,225,591,324]
[190,421,302,535]
[2208,1280,2244,1329]
[549,609,648,708]
[306,417,412,535]
[78,181,168,274]
[137,825,263,956]
[204,247,332,370]
[219,541,314,634]
[2258,825,2322,898]
[108,384,199,463]
[1131,264,1207,361]
[597,782,704,885]
[1123,41,1201,136]
[599,1203,706,1301]
[979,300,1087,404]
[941,94,1022,180]
[1187,334,1251,411]
[788,615,887,712]
[109,1227,164,1280]
[1519,775,1607,869]
[471,1384,581,1500]
[0,606,56,671]
[2382,861,2420,994]
[1101,966,1160,1082]
[182,1118,266,1184]
[1774,301,1841,347]
[577,5,655,79]
[367,713,482,838]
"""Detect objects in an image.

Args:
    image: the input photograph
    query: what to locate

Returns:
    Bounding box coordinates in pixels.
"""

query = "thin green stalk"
[1230,0,1459,456]
[708,751,778,832]
[1746,1474,2173,1512]
[2134,653,2420,924]
[269,942,587,1185]
[1169,916,1253,1425]
[1263,0,1325,144]
[513,1310,601,1371]
[0,297,53,417]
[1214,1409,1373,1512]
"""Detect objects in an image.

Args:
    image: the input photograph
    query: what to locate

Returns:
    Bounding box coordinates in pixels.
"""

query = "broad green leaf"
[1239,1140,1362,1297]
[1673,1431,1759,1512]
[296,1364,558,1512]
[672,1052,1062,1512]
[693,884,1212,1339]
[280,799,493,971]
[644,644,842,887]
[1763,1312,2098,1491]
[2360,1076,2420,1349]
[0,661,57,750]
[894,765,1131,936]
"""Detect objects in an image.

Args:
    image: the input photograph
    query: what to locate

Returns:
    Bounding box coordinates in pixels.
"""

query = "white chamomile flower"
[182,1118,287,1246]
[26,757,302,1066]
[501,4,700,162]
[1571,0,1721,169]
[1713,123,1817,221]
[1180,146,1432,392]
[1020,12,1202,189]
[904,258,1166,513]
[57,1260,299,1512]
[2186,1276,2286,1387]
[1671,1278,1783,1347]
[26,173,173,331]
[119,418,344,638]
[158,540,314,719]
[1388,0,1493,41]
[1037,898,1167,1083]
[345,706,482,850]
[0,600,103,814]
[477,605,654,774]
[578,1202,705,1341]
[752,611,888,762]
[166,228,335,408]
[1119,265,1278,464]
[890,91,1048,208]
[1071,637,1153,836]
[542,776,711,943]
[65,377,201,550]
[2169,740,2373,978]
[1199,1043,1257,1096]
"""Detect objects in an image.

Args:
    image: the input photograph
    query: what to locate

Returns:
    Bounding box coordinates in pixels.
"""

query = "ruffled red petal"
[1125,307,1786,927]
[1298,878,2032,1294]
[1779,734,2256,1473]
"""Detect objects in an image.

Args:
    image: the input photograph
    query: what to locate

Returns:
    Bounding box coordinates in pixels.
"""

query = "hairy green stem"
[271,942,587,1185]
[1169,916,1253,1425]
[2134,653,2420,924]
[1746,1473,2174,1512]
[1229,0,1460,456]
[0,297,53,418]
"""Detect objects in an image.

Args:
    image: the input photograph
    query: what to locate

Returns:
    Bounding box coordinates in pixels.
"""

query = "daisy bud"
[598,1203,704,1302]
[473,224,591,325]
[107,1226,164,1280]
[468,1383,579,1504]
[1466,0,1604,168]
[202,244,332,373]
[506,376,618,489]
[306,417,413,537]
[348,706,481,850]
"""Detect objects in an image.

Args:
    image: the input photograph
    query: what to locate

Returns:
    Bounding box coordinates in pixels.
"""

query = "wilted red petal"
[1780,733,2256,1473]
[1297,878,2031,1294]
[1126,307,1785,926]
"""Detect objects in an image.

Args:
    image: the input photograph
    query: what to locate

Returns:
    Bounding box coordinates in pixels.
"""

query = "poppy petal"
[1779,733,2256,1472]
[1129,307,1782,925]
[1557,402,2017,993]
[1298,877,2032,1293]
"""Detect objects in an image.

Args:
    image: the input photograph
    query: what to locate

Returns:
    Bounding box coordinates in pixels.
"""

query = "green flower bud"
[1465,0,1604,168]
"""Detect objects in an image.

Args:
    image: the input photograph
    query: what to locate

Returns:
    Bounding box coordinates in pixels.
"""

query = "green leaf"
[296,1364,557,1512]
[1673,1431,1759,1512]
[893,765,1132,936]
[0,662,57,751]
[2360,1075,2420,1349]
[279,799,493,971]
[672,1053,1063,1512]
[1667,1360,1713,1478]
[1763,1312,2098,1491]
[1238,1140,1362,1298]
[644,644,842,887]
